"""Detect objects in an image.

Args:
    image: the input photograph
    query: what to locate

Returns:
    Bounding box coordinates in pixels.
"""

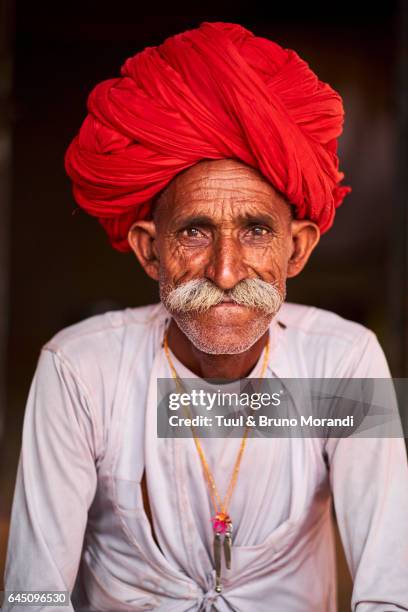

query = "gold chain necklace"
[163,329,270,593]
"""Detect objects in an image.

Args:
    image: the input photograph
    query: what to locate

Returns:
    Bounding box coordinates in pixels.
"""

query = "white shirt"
[3,301,408,611]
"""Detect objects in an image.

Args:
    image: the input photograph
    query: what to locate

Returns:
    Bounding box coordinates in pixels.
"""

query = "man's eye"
[248,225,271,237]
[177,227,210,245]
[180,227,203,238]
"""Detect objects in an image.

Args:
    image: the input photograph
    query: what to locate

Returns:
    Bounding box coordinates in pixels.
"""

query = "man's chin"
[172,308,273,355]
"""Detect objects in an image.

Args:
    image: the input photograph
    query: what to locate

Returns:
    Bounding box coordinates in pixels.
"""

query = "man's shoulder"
[42,302,167,358]
[276,302,383,377]
[278,301,374,346]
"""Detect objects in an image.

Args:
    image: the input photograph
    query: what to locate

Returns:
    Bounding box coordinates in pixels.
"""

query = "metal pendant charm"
[213,532,222,593]
[223,525,232,570]
[212,512,233,593]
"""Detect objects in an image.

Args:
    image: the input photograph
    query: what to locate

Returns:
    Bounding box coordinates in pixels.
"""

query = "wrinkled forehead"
[153,159,294,226]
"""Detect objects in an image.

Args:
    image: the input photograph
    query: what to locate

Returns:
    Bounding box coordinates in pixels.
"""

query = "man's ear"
[287,220,320,278]
[127,220,160,281]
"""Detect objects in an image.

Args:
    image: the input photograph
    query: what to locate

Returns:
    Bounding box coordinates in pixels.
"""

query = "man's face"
[152,159,294,354]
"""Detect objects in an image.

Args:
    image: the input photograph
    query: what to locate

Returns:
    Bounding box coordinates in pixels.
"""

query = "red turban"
[65,21,351,252]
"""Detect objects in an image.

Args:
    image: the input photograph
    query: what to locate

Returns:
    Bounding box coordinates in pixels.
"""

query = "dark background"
[1,3,407,609]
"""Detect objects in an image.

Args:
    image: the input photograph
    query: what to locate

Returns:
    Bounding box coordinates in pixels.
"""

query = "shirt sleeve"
[325,331,408,611]
[3,347,99,611]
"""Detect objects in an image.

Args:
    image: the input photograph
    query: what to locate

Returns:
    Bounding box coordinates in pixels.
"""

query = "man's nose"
[204,234,247,290]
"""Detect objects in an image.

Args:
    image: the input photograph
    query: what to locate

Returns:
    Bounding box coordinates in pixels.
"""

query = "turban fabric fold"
[65,21,351,252]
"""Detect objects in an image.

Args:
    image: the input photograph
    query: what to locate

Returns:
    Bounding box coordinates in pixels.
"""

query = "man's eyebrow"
[236,212,277,226]
[173,215,215,228]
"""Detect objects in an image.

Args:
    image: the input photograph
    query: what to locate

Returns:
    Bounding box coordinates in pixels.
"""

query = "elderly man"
[4,21,408,612]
